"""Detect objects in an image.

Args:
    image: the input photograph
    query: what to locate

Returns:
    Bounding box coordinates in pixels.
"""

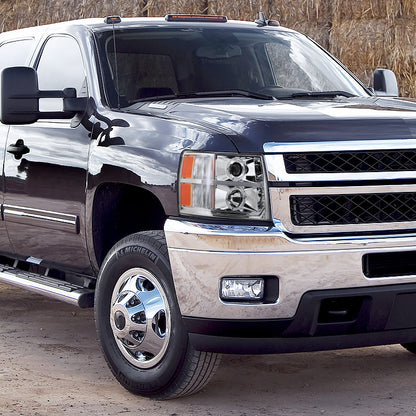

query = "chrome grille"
[265,140,416,234]
[284,150,416,173]
[290,193,416,226]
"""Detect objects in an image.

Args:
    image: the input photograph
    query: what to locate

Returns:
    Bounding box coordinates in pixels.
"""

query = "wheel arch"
[89,182,168,270]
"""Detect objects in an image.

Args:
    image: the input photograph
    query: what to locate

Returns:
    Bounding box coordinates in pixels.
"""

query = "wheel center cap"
[114,311,126,330]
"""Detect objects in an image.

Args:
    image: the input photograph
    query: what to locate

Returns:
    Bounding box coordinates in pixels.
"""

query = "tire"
[94,231,220,399]
[401,343,416,354]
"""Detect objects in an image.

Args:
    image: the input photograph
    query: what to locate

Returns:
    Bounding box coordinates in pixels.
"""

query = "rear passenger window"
[0,38,35,71]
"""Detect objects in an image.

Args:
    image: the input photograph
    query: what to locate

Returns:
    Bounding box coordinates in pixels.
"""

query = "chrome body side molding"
[3,204,79,234]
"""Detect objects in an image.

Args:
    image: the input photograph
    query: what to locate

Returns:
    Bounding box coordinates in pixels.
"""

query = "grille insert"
[284,150,416,173]
[290,193,416,226]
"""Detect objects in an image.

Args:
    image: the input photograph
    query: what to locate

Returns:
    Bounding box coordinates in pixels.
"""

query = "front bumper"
[183,283,416,353]
[165,219,416,320]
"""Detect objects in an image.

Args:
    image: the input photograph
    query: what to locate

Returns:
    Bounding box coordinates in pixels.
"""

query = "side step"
[0,264,94,308]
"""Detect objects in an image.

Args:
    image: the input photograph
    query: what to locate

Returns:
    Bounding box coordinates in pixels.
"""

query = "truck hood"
[133,96,416,152]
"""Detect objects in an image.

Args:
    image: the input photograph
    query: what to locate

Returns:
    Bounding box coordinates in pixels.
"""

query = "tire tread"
[163,349,221,399]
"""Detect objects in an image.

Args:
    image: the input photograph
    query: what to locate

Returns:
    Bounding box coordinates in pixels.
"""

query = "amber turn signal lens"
[181,154,194,179]
[180,183,192,207]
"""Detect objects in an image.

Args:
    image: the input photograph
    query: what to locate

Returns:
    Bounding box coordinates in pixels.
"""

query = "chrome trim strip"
[4,204,79,234]
[165,219,416,320]
[264,140,416,181]
[291,229,416,243]
[5,208,76,224]
[270,185,416,234]
[264,139,416,153]
[265,154,416,182]
[165,219,416,252]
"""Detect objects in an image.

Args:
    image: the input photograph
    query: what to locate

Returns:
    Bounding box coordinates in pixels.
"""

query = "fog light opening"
[221,278,265,301]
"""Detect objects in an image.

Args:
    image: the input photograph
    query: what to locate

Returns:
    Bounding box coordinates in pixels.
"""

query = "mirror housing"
[1,66,87,125]
[373,69,399,97]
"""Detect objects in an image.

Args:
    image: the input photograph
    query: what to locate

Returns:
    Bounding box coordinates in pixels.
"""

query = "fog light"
[221,278,264,301]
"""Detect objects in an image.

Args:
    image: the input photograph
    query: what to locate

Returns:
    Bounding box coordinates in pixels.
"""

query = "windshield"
[96,25,369,108]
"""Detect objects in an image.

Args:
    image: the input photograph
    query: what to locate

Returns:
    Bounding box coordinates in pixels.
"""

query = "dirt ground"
[0,283,416,416]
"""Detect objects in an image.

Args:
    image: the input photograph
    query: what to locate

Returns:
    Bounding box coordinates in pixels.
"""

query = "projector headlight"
[179,152,270,220]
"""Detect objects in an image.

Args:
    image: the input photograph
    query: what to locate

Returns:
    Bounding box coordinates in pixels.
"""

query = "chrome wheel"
[110,267,171,369]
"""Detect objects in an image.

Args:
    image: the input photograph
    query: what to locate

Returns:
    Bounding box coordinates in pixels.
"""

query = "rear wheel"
[95,231,220,399]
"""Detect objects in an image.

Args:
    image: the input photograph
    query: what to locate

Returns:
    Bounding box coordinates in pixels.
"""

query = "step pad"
[0,264,94,308]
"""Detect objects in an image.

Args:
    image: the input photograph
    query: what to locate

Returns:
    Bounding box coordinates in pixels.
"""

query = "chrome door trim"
[4,204,79,234]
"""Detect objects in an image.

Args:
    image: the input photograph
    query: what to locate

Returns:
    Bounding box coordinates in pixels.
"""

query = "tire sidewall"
[95,232,189,397]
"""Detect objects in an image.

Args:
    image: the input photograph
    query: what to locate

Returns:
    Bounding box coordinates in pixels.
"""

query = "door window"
[37,36,88,97]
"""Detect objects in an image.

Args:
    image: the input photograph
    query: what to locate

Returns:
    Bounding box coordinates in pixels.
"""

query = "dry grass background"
[1,0,415,96]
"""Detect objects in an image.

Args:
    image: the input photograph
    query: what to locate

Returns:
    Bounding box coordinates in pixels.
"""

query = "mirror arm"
[9,89,75,100]
[63,97,88,113]
[37,90,67,99]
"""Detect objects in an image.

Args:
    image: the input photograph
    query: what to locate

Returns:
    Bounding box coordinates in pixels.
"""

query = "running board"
[0,264,94,308]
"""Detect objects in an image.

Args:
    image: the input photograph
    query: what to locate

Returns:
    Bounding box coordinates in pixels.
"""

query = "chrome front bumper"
[164,219,416,320]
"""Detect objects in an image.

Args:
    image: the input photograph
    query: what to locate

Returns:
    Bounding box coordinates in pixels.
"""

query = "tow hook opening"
[318,297,366,324]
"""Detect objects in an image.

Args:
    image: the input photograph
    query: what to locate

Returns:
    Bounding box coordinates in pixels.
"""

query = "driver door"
[4,35,93,274]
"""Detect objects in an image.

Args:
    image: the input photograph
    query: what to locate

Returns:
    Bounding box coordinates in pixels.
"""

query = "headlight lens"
[179,152,269,220]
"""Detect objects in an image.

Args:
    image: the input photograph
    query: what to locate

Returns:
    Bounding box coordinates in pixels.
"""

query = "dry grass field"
[0,0,415,96]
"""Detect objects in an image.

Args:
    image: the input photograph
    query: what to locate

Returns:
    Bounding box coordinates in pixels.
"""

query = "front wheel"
[95,231,220,399]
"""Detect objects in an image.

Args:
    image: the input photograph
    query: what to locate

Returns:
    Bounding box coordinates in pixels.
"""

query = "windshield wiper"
[132,89,274,104]
[193,90,274,100]
[285,91,356,99]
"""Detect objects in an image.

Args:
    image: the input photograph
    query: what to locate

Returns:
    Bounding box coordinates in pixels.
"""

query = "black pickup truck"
[1,13,416,399]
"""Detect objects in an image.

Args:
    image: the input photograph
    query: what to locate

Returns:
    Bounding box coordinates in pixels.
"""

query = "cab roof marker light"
[104,16,121,24]
[268,20,280,26]
[254,11,280,27]
[165,14,227,23]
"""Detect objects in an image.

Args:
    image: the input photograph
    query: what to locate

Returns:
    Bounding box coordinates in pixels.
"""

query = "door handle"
[7,139,30,159]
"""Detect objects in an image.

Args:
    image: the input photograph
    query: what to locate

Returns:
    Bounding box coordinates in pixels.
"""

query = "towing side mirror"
[1,66,87,125]
[373,69,399,97]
